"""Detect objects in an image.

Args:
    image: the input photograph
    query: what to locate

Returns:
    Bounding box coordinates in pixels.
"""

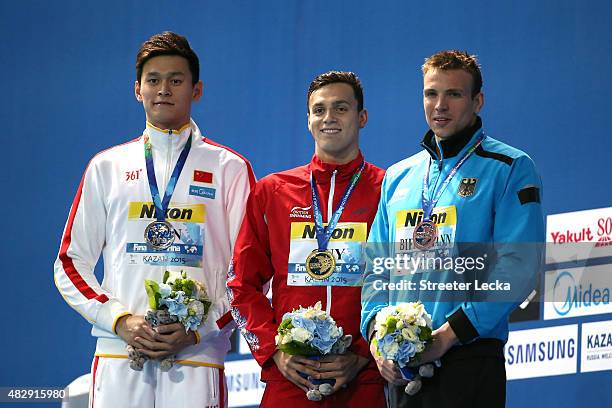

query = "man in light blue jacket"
[360,50,544,408]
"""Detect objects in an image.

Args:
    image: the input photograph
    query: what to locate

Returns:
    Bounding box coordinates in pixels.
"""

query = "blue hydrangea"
[183,314,201,331]
[397,340,417,367]
[160,291,188,319]
[379,333,399,360]
[312,317,343,354]
[290,315,316,333]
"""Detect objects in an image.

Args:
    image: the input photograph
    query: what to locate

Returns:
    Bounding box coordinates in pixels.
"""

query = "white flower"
[401,327,418,342]
[303,301,323,319]
[375,307,393,325]
[291,327,314,343]
[159,283,172,298]
[165,271,183,285]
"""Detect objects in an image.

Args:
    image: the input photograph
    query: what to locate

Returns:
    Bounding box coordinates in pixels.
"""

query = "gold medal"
[413,220,438,250]
[305,250,336,280]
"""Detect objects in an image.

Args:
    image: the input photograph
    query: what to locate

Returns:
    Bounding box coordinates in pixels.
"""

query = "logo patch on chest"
[458,178,478,197]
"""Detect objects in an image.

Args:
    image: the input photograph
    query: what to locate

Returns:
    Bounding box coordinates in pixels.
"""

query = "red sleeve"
[226,179,279,366]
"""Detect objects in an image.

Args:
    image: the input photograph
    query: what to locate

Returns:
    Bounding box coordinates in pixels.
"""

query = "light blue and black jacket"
[360,117,545,344]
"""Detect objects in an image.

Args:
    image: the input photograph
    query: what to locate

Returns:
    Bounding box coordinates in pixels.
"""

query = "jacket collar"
[309,151,365,184]
[421,116,482,160]
[143,120,197,150]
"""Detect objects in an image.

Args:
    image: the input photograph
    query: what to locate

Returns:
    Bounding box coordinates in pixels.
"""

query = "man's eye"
[449,92,462,97]
[147,78,158,84]
[313,108,324,115]
[172,79,183,85]
[336,106,348,112]
[424,91,436,97]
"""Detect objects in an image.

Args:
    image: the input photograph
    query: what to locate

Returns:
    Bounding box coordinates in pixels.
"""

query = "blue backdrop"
[1,1,611,407]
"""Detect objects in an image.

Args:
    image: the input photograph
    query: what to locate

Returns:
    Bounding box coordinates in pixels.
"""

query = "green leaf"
[278,341,320,356]
[162,271,170,284]
[371,338,380,356]
[419,326,432,341]
[183,279,194,297]
[278,319,294,333]
[144,279,160,309]
[386,316,397,333]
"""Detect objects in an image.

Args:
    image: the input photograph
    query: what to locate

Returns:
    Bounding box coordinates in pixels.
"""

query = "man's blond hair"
[422,50,482,97]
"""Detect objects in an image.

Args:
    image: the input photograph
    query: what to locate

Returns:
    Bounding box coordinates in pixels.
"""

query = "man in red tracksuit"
[227,71,386,407]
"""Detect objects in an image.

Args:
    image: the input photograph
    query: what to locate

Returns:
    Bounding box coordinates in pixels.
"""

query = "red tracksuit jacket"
[227,152,385,404]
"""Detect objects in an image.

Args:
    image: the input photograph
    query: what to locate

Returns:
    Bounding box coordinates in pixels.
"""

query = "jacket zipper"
[325,170,337,316]
[164,130,174,196]
[432,138,444,195]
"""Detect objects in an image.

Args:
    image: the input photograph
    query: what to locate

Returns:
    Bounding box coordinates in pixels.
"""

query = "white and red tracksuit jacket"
[54,120,254,368]
[227,152,385,384]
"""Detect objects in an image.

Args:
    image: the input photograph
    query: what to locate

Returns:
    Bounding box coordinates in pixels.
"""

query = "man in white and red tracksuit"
[54,32,254,408]
[227,71,386,407]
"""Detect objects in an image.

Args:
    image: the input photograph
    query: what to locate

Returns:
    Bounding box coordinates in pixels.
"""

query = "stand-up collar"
[144,121,192,150]
[309,151,365,184]
[421,116,483,160]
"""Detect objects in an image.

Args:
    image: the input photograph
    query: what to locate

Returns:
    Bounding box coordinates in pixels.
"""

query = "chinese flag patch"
[193,170,213,183]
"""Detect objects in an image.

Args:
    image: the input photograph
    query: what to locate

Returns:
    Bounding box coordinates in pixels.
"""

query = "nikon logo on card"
[290,222,367,242]
[128,202,205,223]
[396,205,457,228]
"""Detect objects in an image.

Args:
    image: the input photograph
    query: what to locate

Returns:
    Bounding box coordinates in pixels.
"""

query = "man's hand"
[412,322,458,365]
[370,340,406,386]
[316,351,369,393]
[272,350,319,392]
[134,323,197,359]
[115,314,157,345]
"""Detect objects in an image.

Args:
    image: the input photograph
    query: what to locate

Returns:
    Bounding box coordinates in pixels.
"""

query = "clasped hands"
[272,350,369,394]
[370,322,458,385]
[116,314,196,360]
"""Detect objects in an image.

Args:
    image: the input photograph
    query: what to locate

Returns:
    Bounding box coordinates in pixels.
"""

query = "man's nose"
[435,95,447,111]
[323,109,336,123]
[158,80,171,96]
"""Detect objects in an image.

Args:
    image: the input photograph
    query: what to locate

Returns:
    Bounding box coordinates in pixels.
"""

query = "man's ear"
[359,109,368,128]
[135,80,143,102]
[192,80,203,101]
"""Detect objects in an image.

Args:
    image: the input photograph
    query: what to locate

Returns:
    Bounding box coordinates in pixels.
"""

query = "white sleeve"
[53,158,130,334]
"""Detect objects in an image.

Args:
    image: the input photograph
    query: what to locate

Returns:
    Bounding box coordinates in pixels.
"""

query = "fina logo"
[552,271,611,316]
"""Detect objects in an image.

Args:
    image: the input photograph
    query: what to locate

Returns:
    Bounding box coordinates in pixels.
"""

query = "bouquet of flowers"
[276,301,352,401]
[127,271,211,371]
[372,302,437,395]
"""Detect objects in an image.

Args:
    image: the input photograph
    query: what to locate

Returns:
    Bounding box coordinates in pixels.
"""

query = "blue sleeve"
[449,155,545,342]
[360,173,392,340]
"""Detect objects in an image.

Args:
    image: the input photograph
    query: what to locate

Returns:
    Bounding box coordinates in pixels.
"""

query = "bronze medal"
[413,220,438,250]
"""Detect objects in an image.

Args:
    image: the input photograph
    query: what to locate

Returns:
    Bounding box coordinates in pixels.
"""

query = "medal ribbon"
[310,161,366,251]
[144,132,192,222]
[421,130,485,220]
